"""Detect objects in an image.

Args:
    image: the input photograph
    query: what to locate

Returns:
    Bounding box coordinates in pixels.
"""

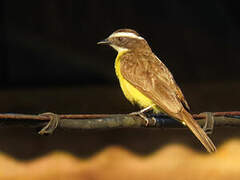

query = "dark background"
[0,0,240,159]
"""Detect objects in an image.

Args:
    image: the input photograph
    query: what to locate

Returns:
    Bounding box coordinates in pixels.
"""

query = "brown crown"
[113,29,140,37]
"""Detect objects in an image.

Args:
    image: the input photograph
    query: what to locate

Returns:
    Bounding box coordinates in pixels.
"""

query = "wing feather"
[120,52,186,116]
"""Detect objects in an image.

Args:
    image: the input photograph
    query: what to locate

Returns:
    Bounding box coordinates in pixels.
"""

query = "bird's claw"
[129,111,149,126]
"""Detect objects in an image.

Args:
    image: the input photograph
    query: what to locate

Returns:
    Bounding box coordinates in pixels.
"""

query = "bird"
[98,28,216,153]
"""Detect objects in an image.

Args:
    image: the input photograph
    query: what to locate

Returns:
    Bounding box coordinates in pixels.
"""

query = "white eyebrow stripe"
[109,32,144,40]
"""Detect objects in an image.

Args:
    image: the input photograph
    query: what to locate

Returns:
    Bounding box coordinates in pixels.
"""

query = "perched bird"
[98,29,216,153]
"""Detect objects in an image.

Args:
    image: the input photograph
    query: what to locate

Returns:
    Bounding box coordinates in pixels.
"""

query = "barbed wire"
[0,111,240,135]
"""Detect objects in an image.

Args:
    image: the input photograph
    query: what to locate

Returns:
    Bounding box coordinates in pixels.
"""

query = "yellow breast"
[115,51,159,112]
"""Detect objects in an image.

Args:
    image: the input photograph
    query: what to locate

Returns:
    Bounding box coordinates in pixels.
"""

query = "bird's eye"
[118,37,123,41]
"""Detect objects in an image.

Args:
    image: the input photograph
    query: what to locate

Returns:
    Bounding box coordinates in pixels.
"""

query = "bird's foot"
[129,106,153,126]
[130,111,149,126]
[38,112,60,135]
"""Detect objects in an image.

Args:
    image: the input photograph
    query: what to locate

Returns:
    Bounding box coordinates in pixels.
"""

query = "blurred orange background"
[1,140,240,180]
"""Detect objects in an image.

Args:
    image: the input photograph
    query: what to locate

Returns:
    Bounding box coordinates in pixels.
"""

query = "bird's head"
[98,29,150,53]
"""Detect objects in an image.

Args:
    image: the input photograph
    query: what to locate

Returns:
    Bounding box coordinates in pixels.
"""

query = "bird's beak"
[97,38,110,45]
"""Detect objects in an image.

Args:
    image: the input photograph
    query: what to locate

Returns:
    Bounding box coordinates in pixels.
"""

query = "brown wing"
[154,55,190,111]
[176,85,190,111]
[120,52,187,118]
[120,52,216,152]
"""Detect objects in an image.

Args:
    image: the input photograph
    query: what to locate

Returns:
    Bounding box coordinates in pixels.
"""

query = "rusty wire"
[0,111,240,133]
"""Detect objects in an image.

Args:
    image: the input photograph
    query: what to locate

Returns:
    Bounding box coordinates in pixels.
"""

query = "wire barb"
[38,112,60,135]
[201,112,215,134]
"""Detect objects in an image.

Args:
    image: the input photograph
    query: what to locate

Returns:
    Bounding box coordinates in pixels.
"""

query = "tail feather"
[180,109,216,153]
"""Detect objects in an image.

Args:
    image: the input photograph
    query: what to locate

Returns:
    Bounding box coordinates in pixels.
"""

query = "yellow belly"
[115,51,160,113]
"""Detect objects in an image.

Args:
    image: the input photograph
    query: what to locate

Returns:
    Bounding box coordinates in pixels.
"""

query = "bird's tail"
[180,109,216,153]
